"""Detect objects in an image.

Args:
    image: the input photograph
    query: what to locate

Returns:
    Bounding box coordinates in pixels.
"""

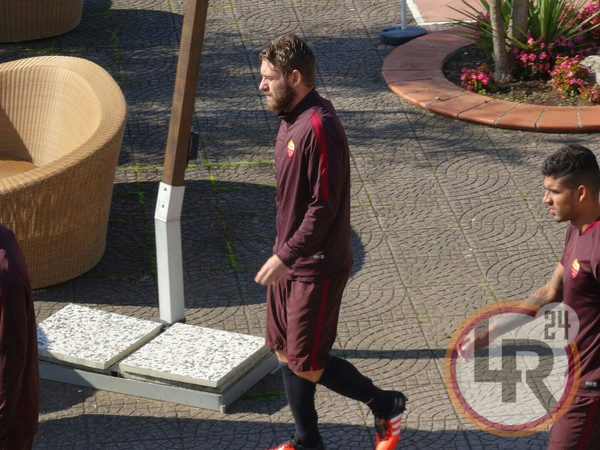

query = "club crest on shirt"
[571,258,580,278]
[287,140,295,158]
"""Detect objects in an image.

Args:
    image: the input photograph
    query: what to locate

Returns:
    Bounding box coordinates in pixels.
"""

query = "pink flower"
[527,37,534,45]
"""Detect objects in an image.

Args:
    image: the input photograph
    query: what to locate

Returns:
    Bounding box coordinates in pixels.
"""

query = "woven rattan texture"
[0,0,83,43]
[0,56,127,288]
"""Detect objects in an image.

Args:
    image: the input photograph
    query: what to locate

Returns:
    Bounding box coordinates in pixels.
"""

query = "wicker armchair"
[0,0,84,43]
[0,56,127,288]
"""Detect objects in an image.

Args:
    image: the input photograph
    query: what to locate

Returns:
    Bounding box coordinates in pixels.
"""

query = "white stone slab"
[119,323,271,389]
[37,304,162,371]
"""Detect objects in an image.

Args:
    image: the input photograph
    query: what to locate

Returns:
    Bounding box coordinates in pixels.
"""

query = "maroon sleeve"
[276,111,346,266]
[0,229,30,438]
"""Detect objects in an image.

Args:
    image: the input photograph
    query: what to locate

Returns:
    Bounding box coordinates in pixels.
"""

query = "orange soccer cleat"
[270,437,324,450]
[374,391,407,450]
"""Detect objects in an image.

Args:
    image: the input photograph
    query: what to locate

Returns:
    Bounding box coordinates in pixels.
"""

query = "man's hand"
[255,255,289,286]
[457,328,492,362]
[458,264,564,362]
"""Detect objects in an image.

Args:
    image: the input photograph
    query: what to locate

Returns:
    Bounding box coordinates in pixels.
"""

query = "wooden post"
[155,0,208,324]
[162,0,209,187]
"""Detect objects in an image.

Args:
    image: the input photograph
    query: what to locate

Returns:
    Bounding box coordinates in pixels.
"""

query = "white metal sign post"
[155,0,208,324]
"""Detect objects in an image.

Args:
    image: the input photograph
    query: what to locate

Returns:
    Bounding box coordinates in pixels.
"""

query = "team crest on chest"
[571,258,580,278]
[287,140,295,158]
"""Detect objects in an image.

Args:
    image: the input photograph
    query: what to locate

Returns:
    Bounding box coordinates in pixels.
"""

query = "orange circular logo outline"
[444,301,581,437]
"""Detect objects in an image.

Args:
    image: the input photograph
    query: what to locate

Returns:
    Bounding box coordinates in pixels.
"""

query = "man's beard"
[267,83,295,112]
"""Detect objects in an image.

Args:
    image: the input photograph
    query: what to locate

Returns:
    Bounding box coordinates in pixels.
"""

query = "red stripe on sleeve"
[309,112,329,201]
[311,277,331,371]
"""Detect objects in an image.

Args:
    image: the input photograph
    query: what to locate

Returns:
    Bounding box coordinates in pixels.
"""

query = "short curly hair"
[542,144,600,195]
[259,34,316,88]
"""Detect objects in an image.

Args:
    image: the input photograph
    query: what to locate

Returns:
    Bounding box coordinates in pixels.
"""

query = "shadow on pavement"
[338,348,447,360]
[34,412,549,449]
[0,1,496,170]
[34,180,365,311]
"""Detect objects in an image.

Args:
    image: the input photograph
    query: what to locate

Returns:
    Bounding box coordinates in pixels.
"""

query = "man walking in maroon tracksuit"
[255,34,406,450]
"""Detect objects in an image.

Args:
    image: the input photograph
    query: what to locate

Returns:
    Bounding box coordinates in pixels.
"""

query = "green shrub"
[452,0,600,59]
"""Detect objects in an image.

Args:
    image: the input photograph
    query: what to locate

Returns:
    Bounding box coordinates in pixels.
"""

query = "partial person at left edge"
[0,225,39,450]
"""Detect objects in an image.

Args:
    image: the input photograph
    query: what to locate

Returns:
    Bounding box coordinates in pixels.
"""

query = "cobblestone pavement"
[1,1,598,449]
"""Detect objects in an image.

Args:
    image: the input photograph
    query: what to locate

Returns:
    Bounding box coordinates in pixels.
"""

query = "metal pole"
[155,0,209,324]
[380,0,427,45]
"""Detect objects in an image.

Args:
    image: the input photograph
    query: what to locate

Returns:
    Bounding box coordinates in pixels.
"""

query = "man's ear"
[577,184,587,202]
[290,69,302,87]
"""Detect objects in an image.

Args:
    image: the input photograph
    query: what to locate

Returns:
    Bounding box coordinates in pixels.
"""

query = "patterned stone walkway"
[1,0,598,449]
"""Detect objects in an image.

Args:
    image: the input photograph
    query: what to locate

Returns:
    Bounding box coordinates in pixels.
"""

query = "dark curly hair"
[542,144,600,195]
[259,34,316,88]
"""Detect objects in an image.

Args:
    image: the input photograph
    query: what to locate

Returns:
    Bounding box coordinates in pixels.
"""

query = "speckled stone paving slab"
[37,304,162,371]
[119,323,271,389]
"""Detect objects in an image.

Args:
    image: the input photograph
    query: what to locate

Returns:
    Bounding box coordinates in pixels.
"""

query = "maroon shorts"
[548,395,600,450]
[265,271,349,373]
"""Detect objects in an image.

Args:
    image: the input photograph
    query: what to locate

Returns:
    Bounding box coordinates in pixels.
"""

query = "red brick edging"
[382,27,600,132]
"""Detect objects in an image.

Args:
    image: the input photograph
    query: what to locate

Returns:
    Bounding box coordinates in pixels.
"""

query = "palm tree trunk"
[510,0,529,44]
[490,0,513,83]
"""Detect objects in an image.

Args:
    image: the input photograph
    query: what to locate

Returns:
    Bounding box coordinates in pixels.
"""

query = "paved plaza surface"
[1,0,598,448]
[411,0,467,24]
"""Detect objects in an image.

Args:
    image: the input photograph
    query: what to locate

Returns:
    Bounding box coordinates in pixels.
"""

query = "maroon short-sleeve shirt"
[560,219,600,397]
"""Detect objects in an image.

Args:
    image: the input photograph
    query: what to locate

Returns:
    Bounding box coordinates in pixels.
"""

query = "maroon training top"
[560,219,600,397]
[0,225,39,440]
[273,89,353,280]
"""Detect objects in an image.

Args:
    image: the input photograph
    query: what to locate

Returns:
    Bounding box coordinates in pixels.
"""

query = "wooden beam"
[162,0,209,186]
